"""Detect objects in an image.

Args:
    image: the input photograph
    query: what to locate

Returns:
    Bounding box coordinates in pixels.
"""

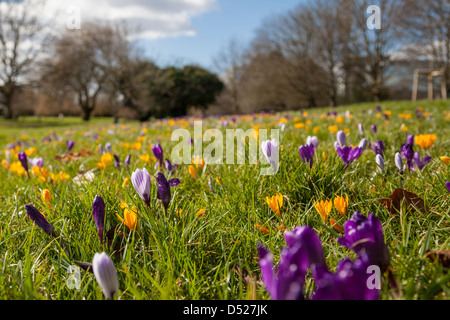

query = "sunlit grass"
[0,99,449,300]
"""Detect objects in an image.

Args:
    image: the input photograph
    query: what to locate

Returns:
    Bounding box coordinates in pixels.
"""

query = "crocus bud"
[334,141,339,150]
[358,123,364,136]
[30,157,44,168]
[105,143,112,154]
[406,134,414,145]
[371,125,377,134]
[113,154,120,170]
[98,144,104,155]
[92,195,105,244]
[299,144,315,169]
[165,158,174,172]
[124,154,131,171]
[375,154,385,172]
[336,130,346,148]
[446,182,450,193]
[261,139,279,173]
[92,252,119,300]
[25,204,56,237]
[306,136,319,148]
[152,144,164,166]
[131,168,152,206]
[394,152,403,172]
[18,152,28,172]
[66,140,75,152]
[358,138,368,151]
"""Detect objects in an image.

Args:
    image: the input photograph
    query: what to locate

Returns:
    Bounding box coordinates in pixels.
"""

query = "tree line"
[213,0,449,114]
[0,0,449,120]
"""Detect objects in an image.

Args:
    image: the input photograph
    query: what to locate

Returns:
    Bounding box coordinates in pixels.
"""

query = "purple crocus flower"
[66,140,75,152]
[257,226,326,300]
[358,138,368,151]
[400,136,415,171]
[394,152,403,172]
[415,108,423,119]
[336,146,362,166]
[98,144,105,155]
[336,130,346,148]
[92,252,119,300]
[311,253,379,300]
[18,152,28,173]
[376,105,382,113]
[30,157,44,168]
[105,143,112,154]
[113,154,120,170]
[406,133,414,145]
[413,152,431,170]
[306,136,319,148]
[165,158,174,172]
[337,211,390,272]
[155,172,180,211]
[131,168,152,207]
[370,140,385,155]
[299,144,315,169]
[358,123,364,136]
[284,226,326,268]
[375,154,385,172]
[25,204,56,238]
[446,182,450,193]
[261,139,279,173]
[124,154,131,171]
[152,144,164,167]
[371,125,377,134]
[92,195,105,244]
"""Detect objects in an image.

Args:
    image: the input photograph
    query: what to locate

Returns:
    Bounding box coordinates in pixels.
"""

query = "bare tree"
[212,37,246,114]
[248,5,329,109]
[0,0,48,119]
[346,0,402,101]
[396,0,450,95]
[42,21,130,121]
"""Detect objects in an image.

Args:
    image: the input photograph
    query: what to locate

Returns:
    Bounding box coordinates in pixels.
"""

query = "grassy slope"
[0,99,449,300]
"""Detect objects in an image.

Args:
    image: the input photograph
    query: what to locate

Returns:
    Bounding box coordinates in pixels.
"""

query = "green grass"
[0,99,449,300]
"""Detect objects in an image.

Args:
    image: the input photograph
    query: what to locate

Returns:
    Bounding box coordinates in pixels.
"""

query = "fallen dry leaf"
[378,188,428,215]
[55,149,93,162]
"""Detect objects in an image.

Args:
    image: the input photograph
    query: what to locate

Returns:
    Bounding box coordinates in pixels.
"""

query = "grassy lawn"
[0,99,449,300]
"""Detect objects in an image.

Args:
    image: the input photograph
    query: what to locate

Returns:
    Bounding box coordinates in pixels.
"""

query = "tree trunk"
[2,93,14,119]
[82,106,93,121]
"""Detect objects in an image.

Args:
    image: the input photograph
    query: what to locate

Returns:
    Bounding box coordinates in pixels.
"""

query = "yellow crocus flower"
[440,156,450,164]
[117,206,138,231]
[101,153,113,163]
[139,154,150,162]
[31,166,41,177]
[41,189,51,208]
[122,177,130,188]
[192,156,205,169]
[188,165,197,179]
[334,195,349,217]
[314,200,332,222]
[415,134,437,149]
[328,125,339,134]
[97,161,106,170]
[266,193,283,216]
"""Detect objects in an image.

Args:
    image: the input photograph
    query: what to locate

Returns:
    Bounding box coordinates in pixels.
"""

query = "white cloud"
[36,0,219,40]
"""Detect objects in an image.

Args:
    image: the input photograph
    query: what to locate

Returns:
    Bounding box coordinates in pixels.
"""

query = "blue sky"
[37,0,304,71]
[138,0,304,71]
